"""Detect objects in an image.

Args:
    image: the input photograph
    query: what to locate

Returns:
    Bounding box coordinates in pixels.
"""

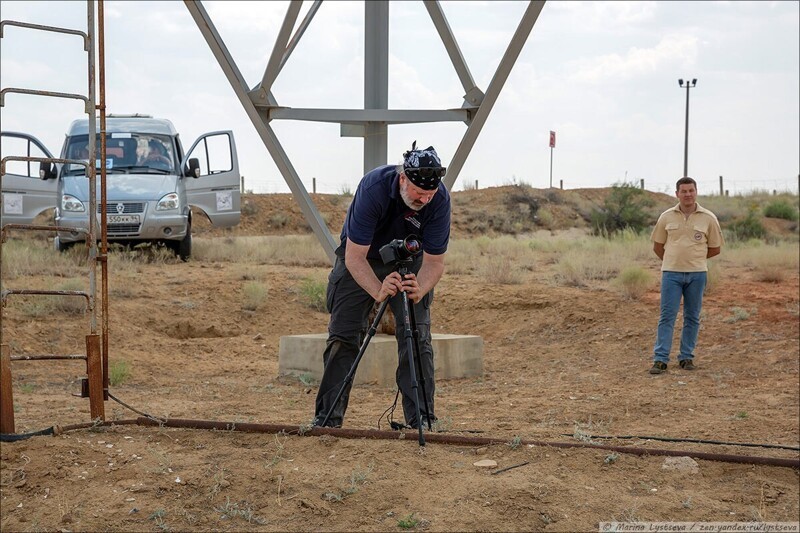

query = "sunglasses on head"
[404,166,447,179]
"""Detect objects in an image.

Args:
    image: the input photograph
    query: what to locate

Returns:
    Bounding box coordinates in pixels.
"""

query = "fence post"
[559,179,563,190]
[719,175,724,196]
[313,177,316,194]
[86,334,105,422]
[725,190,729,197]
[241,175,245,193]
[475,179,478,190]
[640,179,644,190]
[0,344,14,434]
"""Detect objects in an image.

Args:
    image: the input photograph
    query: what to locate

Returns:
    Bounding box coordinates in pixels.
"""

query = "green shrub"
[590,182,654,236]
[763,200,798,221]
[299,278,327,312]
[109,360,132,386]
[398,513,420,529]
[727,208,766,241]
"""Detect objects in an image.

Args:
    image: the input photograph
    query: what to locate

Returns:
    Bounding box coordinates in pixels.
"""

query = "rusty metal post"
[0,344,15,434]
[98,0,110,400]
[86,334,104,421]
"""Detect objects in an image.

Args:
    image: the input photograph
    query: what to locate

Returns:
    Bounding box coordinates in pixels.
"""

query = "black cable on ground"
[0,427,55,442]
[107,392,164,424]
[0,391,161,442]
[560,433,800,451]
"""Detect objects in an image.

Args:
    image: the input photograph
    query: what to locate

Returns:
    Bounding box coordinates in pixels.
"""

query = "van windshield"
[64,133,176,175]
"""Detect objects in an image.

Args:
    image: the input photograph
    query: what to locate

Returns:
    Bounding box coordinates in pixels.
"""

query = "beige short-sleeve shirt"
[651,203,723,272]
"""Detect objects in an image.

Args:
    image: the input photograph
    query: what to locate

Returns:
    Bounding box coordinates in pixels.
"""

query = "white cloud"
[0,0,797,194]
[569,34,699,84]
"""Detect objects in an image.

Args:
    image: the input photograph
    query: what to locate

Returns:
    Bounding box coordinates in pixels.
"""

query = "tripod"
[320,258,432,446]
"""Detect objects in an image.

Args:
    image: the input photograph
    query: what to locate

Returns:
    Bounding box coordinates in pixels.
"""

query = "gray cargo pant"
[313,252,435,428]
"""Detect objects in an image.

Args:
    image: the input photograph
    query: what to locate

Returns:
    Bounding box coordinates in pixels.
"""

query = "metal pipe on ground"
[136,417,799,469]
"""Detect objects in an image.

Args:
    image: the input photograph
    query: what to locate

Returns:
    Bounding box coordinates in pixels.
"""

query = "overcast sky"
[1,1,798,195]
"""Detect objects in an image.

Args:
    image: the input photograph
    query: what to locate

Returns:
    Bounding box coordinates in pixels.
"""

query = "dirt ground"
[1,187,798,532]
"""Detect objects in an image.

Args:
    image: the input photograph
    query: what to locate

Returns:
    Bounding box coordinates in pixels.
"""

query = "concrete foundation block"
[278,333,483,386]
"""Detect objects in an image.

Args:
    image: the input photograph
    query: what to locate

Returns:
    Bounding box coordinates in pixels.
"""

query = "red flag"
[549,130,556,148]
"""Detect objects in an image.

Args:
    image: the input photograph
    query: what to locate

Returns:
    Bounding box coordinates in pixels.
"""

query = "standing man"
[649,177,723,374]
[313,142,451,428]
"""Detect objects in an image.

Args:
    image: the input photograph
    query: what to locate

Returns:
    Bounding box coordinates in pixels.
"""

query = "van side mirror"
[186,158,201,179]
[39,161,56,180]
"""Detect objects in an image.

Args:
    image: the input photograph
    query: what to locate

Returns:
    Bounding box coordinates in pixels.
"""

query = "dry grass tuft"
[242,281,268,311]
[614,266,654,299]
[193,235,329,266]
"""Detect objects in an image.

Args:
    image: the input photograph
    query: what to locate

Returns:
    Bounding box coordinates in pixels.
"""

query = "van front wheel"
[168,231,192,261]
[54,236,75,253]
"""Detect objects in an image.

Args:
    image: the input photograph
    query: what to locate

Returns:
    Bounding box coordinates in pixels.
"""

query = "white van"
[1,115,241,260]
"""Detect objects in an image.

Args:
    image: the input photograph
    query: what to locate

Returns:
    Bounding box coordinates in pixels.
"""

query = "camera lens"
[404,238,421,254]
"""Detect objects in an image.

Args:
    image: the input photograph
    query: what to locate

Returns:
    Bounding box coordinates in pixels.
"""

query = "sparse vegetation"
[478,256,524,285]
[298,278,327,312]
[763,200,798,221]
[536,207,555,229]
[322,465,373,503]
[265,434,288,469]
[269,213,289,228]
[397,513,420,529]
[109,360,132,386]
[242,281,268,311]
[297,372,316,386]
[214,497,267,525]
[614,266,653,299]
[724,307,753,323]
[240,199,259,216]
[149,508,169,532]
[727,207,767,241]
[193,235,329,266]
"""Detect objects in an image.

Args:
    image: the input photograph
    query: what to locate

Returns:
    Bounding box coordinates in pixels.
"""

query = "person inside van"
[71,143,90,160]
[142,140,172,170]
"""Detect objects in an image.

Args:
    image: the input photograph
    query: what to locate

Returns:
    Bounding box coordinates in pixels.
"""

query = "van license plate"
[107,215,139,224]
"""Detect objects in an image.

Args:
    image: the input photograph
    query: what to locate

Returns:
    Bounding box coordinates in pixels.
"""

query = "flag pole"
[548,130,556,188]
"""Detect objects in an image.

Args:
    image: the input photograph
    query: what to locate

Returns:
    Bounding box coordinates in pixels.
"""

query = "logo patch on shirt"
[694,231,703,241]
[405,212,421,229]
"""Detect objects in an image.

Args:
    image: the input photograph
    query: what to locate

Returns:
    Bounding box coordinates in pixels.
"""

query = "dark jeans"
[313,252,435,428]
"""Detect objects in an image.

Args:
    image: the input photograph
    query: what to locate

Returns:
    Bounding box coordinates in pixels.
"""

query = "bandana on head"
[402,141,446,191]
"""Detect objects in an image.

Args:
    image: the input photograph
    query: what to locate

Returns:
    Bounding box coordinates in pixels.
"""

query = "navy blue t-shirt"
[340,165,451,260]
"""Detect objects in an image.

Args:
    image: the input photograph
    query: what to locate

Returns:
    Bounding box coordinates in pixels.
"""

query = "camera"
[379,234,422,265]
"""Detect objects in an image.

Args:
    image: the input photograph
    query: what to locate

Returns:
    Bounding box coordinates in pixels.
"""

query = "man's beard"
[400,183,425,211]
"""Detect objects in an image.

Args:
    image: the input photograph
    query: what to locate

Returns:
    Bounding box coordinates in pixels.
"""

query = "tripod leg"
[320,299,390,427]
[399,291,425,446]
[408,301,433,431]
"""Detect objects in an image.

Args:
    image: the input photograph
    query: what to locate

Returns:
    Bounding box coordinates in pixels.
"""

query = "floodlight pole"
[679,78,697,178]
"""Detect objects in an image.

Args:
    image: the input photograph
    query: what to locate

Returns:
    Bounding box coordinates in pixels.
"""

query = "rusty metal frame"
[0,0,108,434]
